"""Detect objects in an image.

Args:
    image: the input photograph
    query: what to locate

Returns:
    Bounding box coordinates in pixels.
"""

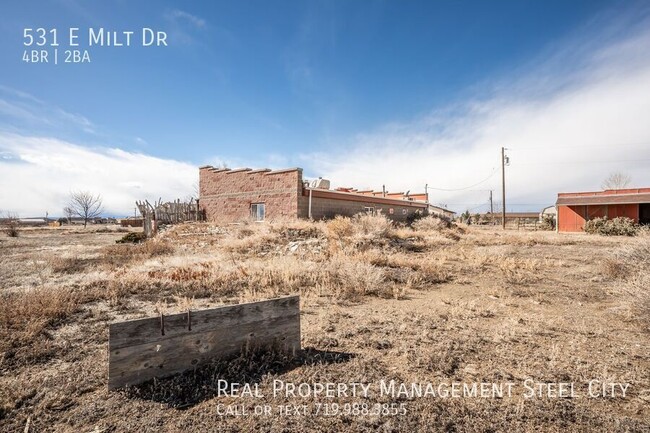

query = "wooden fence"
[136,198,204,236]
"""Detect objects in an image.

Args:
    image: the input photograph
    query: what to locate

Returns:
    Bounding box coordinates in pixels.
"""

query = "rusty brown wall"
[199,168,302,223]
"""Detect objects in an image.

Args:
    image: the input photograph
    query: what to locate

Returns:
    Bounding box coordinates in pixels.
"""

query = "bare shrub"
[2,212,20,237]
[116,232,147,243]
[584,216,638,236]
[326,257,385,300]
[538,214,556,231]
[412,215,451,231]
[417,259,452,284]
[325,215,354,239]
[351,213,393,239]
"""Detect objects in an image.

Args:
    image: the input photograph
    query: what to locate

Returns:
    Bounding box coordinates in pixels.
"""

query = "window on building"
[251,203,265,221]
[402,209,407,215]
[389,208,394,215]
[363,206,375,215]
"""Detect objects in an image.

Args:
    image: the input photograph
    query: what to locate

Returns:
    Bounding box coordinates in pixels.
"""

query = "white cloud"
[300,12,650,213]
[168,10,206,29]
[0,133,197,217]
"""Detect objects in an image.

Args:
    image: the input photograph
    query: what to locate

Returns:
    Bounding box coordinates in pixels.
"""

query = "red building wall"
[558,204,639,232]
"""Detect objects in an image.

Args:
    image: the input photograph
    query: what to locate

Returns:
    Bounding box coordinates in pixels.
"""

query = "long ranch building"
[199,166,429,223]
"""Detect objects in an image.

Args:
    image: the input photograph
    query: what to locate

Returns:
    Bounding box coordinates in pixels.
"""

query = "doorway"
[640,204,650,225]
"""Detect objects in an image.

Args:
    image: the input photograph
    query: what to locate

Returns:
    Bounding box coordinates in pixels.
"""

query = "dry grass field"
[0,216,649,432]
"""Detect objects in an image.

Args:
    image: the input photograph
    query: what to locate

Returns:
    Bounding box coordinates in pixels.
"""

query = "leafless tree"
[67,191,104,227]
[601,172,631,190]
[63,206,74,224]
[2,211,20,237]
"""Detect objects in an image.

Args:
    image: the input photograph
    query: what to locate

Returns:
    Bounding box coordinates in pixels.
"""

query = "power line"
[454,201,491,212]
[446,203,550,205]
[513,158,650,166]
[426,168,497,191]
[508,141,650,151]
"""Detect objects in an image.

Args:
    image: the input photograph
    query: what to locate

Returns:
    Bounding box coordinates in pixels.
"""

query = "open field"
[1,217,649,432]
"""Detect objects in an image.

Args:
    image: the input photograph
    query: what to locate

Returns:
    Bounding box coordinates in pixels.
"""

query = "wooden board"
[108,295,300,390]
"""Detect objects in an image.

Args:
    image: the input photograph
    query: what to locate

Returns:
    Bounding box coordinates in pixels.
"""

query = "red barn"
[556,188,650,232]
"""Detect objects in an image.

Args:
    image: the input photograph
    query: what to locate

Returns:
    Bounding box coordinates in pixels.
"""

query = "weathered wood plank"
[108,296,300,390]
[109,295,299,350]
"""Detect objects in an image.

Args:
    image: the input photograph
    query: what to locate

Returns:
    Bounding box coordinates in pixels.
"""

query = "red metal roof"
[556,189,650,206]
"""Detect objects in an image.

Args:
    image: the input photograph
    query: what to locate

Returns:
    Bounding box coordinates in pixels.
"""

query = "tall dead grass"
[100,240,175,266]
[0,288,84,367]
[1,215,465,369]
[608,237,650,324]
[325,214,393,247]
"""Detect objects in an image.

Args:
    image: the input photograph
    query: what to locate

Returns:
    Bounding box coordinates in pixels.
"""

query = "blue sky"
[1,1,650,216]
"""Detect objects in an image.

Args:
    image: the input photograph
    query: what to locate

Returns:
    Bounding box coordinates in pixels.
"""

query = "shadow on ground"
[121,347,355,409]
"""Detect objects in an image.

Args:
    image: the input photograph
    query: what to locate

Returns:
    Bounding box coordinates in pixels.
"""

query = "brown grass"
[0,221,648,432]
[100,239,175,266]
[607,237,650,325]
[0,288,83,367]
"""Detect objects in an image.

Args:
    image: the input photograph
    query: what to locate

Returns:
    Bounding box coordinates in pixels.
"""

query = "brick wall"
[298,189,427,222]
[199,167,302,223]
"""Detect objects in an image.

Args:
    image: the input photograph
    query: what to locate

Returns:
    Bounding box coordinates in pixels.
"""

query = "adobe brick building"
[556,187,650,232]
[199,166,429,223]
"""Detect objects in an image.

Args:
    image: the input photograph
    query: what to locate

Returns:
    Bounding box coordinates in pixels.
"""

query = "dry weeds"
[0,220,648,432]
[606,237,650,326]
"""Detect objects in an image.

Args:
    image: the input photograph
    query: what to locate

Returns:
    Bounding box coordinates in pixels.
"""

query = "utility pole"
[425,184,429,203]
[501,147,507,230]
[489,190,493,214]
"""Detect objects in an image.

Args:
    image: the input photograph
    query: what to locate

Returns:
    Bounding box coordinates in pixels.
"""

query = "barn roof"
[556,189,650,206]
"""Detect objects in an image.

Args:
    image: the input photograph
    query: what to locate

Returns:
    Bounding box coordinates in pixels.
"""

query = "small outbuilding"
[556,188,650,232]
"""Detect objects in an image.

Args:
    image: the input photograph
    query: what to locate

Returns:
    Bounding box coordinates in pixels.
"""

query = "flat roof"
[307,187,428,208]
[557,192,650,206]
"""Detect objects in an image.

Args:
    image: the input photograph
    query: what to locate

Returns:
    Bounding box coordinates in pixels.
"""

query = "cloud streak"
[300,8,650,212]
[0,85,96,134]
[0,133,196,217]
[167,9,207,29]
